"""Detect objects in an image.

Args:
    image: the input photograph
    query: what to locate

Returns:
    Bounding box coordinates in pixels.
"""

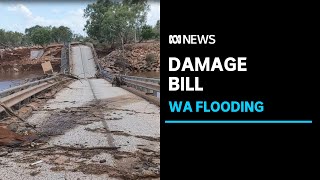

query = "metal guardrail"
[0,75,71,115]
[7,75,49,89]
[124,78,160,91]
[123,75,160,84]
[122,75,160,98]
[86,42,160,98]
[101,70,160,98]
[0,76,57,98]
[60,42,70,74]
[68,43,72,73]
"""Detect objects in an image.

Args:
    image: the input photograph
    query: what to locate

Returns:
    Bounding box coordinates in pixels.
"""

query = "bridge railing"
[0,76,57,98]
[99,70,160,98]
[60,42,70,74]
[122,75,160,98]
[123,75,160,84]
[87,43,160,99]
[0,75,72,116]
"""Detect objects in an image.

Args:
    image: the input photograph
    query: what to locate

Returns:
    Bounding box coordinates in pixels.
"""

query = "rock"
[142,169,156,177]
[98,42,160,73]
[27,103,39,111]
[152,158,160,164]
[0,152,8,157]
[54,156,68,165]
[8,123,18,132]
[30,171,41,176]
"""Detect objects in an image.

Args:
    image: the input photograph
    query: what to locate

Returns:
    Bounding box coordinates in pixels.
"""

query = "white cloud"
[5,2,159,36]
[7,4,87,35]
[66,9,88,35]
[33,8,86,35]
[8,4,32,18]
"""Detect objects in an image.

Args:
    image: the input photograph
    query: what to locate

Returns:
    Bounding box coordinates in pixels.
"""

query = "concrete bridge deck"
[0,45,160,179]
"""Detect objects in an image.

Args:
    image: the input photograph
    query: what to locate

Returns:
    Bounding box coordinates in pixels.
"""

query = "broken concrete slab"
[30,49,44,60]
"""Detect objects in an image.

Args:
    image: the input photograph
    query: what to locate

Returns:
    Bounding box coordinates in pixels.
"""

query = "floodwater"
[0,70,44,91]
[129,71,160,78]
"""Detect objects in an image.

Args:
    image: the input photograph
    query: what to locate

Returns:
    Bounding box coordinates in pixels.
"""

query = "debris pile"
[0,80,70,147]
[0,44,62,73]
[0,47,30,62]
[98,41,160,74]
[0,97,160,178]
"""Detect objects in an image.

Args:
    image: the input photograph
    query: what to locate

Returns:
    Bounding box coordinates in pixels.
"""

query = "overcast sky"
[0,0,160,36]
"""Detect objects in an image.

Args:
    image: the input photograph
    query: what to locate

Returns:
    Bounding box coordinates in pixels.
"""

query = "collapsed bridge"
[0,43,160,179]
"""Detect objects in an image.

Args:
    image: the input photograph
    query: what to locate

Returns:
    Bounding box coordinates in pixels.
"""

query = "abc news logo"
[169,35,215,45]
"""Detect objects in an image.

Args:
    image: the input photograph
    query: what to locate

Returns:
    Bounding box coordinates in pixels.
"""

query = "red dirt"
[0,45,62,73]
[0,45,62,67]
[0,126,25,146]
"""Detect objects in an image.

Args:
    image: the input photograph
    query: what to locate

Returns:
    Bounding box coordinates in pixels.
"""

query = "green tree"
[7,31,24,46]
[25,25,43,37]
[124,0,148,42]
[84,0,114,40]
[153,20,160,39]
[0,29,7,47]
[51,26,73,43]
[21,34,32,46]
[1,25,75,48]
[84,0,148,45]
[73,34,85,41]
[30,27,52,47]
[0,29,27,47]
[141,25,154,41]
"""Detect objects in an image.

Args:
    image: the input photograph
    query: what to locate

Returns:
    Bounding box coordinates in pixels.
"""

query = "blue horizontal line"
[165,120,312,124]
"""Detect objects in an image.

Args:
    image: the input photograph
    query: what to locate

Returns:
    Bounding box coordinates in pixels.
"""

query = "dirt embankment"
[97,41,160,74]
[0,45,62,73]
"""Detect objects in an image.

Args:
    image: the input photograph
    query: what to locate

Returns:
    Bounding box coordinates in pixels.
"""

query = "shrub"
[146,53,156,65]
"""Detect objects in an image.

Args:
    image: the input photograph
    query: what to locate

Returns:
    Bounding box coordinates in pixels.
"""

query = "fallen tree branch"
[55,145,119,151]
[14,145,119,151]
